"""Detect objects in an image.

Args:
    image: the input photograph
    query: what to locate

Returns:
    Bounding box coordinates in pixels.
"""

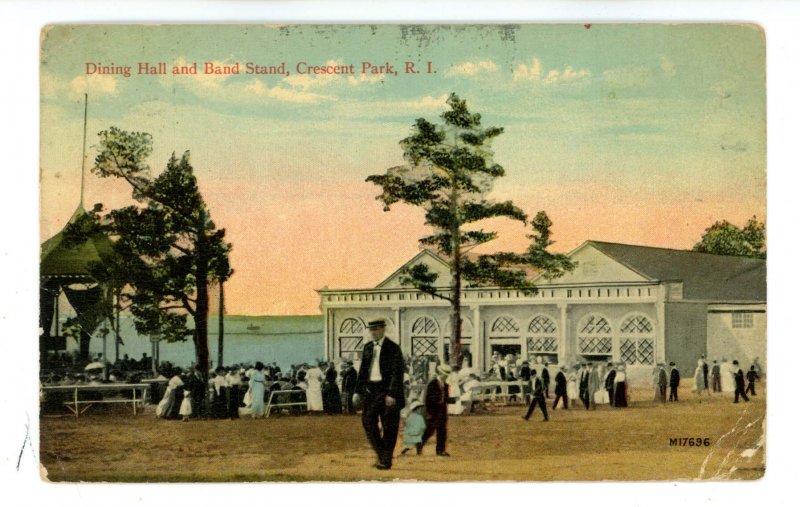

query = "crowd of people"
[657,355,764,404]
[150,360,362,421]
[39,322,765,474]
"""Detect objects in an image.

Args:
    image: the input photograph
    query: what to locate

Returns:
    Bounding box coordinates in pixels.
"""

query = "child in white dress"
[179,389,192,422]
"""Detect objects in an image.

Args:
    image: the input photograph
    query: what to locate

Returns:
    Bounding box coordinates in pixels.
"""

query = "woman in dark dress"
[321,363,342,414]
[613,364,628,408]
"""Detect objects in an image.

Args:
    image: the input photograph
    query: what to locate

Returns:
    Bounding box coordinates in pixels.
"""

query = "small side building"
[317,240,766,382]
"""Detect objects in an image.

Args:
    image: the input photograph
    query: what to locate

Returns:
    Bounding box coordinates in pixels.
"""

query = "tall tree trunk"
[194,224,210,378]
[450,267,462,368]
[217,279,224,368]
[449,175,462,368]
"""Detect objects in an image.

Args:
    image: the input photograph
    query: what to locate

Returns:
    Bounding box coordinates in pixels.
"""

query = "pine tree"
[367,94,573,366]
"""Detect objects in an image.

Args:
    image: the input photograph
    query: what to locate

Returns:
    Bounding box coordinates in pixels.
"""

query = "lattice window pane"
[637,338,654,364]
[620,338,637,364]
[340,318,364,335]
[620,315,653,334]
[492,316,520,333]
[527,336,558,352]
[412,317,439,335]
[578,337,612,355]
[732,313,753,329]
[580,315,611,334]
[339,337,364,354]
[412,337,438,356]
[528,316,557,334]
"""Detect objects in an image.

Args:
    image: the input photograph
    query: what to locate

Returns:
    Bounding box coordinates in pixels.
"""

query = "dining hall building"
[317,240,766,382]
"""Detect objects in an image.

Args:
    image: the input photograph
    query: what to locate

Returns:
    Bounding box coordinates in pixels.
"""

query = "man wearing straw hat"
[419,363,452,457]
[353,318,406,470]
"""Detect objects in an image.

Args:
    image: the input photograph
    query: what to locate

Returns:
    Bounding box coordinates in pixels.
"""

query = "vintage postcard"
[39,24,766,482]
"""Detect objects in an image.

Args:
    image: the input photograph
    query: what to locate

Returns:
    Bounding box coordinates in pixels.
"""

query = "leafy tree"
[693,215,766,259]
[65,127,233,375]
[367,93,574,366]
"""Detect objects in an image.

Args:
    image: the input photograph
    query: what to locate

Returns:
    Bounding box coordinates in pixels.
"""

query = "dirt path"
[40,385,765,482]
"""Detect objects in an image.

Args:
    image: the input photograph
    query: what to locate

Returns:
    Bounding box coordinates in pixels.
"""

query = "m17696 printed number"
[669,437,711,447]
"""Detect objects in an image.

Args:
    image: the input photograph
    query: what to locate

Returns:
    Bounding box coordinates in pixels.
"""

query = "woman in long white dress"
[693,358,708,396]
[156,371,184,418]
[249,362,267,418]
[305,364,324,412]
[720,358,735,393]
[566,366,579,408]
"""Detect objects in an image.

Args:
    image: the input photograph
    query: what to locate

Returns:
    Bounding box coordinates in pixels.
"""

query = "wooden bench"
[265,389,308,417]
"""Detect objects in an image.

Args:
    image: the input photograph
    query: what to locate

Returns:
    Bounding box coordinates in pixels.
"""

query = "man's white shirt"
[369,337,384,381]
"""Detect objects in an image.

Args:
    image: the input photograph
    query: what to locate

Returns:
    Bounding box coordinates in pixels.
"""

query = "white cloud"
[402,94,449,110]
[513,57,543,81]
[446,60,499,77]
[68,74,118,97]
[244,79,333,104]
[544,67,592,85]
[513,57,591,85]
[154,56,335,105]
[328,94,450,119]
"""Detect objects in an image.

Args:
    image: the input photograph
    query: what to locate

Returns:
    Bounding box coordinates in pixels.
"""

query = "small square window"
[732,313,754,329]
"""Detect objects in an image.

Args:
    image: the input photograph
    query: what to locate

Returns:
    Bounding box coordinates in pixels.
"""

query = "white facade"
[318,241,766,382]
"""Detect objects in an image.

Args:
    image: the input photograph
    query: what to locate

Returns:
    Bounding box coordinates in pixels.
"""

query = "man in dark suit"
[552,366,568,409]
[187,365,208,418]
[711,360,721,392]
[340,361,358,414]
[746,365,760,396]
[520,361,532,404]
[669,362,680,401]
[419,364,451,457]
[604,363,617,406]
[519,361,531,381]
[733,360,750,403]
[541,363,551,398]
[701,355,709,391]
[353,319,405,470]
[579,363,590,409]
[522,369,549,421]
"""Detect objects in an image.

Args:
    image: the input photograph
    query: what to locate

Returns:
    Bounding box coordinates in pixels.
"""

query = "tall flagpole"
[80,93,88,208]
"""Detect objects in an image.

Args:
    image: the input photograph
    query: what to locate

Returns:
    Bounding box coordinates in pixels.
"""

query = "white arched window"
[490,316,520,337]
[526,315,558,354]
[619,314,655,365]
[411,316,440,357]
[338,317,366,358]
[577,314,613,356]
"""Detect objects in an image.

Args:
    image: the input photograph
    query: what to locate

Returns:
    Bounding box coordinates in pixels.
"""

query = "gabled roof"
[586,240,766,301]
[376,249,451,288]
[40,206,114,281]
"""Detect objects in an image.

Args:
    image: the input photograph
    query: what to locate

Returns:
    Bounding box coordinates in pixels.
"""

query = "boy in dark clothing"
[746,365,760,396]
[669,362,680,401]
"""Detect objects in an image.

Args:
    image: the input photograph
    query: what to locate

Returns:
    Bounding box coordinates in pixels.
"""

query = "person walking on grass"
[669,362,680,402]
[733,360,750,403]
[553,366,568,410]
[353,319,405,470]
[711,359,721,393]
[522,370,549,422]
[400,400,426,456]
[418,364,452,457]
[746,365,760,396]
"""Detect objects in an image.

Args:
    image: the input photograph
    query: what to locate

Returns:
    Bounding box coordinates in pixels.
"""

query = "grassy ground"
[39,383,765,482]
